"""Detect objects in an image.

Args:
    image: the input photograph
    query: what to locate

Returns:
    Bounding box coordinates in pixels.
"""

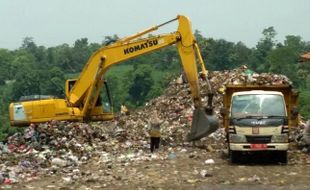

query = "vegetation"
[0,28,310,139]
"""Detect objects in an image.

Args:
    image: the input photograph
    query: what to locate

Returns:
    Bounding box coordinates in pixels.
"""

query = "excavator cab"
[65,78,113,119]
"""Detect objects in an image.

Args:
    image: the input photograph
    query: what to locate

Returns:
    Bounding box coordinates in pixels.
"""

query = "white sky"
[0,0,309,50]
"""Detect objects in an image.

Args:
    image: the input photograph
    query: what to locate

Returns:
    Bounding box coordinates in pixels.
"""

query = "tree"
[39,67,65,97]
[0,49,13,84]
[266,47,298,81]
[20,37,48,68]
[21,37,37,52]
[104,74,122,110]
[252,27,277,72]
[52,44,75,72]
[89,43,101,53]
[195,30,209,67]
[11,49,36,71]
[266,35,307,86]
[284,35,304,52]
[229,42,252,68]
[127,65,154,106]
[205,39,234,70]
[11,65,41,100]
[299,91,310,119]
[72,38,90,72]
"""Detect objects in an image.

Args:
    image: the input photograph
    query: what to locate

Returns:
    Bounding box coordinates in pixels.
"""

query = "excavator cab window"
[68,80,75,91]
[66,79,77,98]
[100,80,112,112]
[66,78,112,112]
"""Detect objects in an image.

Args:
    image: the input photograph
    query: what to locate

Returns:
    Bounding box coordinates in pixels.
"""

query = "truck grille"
[246,135,271,143]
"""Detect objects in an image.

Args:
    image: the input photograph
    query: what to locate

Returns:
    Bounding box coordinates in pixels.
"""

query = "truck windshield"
[231,94,286,118]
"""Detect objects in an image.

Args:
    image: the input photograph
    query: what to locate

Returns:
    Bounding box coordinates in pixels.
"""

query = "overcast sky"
[0,0,309,50]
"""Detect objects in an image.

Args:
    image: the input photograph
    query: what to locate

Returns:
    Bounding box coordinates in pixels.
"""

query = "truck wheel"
[230,150,239,164]
[277,151,288,164]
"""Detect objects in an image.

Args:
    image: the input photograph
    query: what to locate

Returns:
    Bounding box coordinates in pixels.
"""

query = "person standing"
[148,112,163,153]
[120,103,129,115]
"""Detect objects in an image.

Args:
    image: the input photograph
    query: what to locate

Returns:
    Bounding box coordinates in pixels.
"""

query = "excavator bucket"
[187,108,219,141]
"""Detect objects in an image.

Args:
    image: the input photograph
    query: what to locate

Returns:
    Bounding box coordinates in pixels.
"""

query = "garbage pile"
[294,120,310,153]
[0,65,307,185]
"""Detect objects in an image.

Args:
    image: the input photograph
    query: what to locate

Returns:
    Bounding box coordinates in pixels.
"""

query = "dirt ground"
[5,144,310,190]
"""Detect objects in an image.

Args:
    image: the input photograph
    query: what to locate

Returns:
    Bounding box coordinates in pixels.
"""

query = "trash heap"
[0,65,308,185]
[293,120,310,152]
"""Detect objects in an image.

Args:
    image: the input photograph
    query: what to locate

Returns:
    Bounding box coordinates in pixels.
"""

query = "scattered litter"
[205,159,215,164]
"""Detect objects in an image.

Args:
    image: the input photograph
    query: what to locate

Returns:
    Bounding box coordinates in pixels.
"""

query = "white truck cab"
[222,85,298,164]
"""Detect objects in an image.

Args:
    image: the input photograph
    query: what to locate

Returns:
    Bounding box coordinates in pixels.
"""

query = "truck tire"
[277,151,288,164]
[230,150,239,164]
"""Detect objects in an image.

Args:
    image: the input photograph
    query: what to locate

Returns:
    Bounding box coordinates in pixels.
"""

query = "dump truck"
[221,84,299,163]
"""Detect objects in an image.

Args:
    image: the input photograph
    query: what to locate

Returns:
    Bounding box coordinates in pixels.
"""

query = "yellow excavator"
[9,15,218,141]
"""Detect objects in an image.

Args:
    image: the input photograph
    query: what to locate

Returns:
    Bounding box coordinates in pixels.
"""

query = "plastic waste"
[0,173,4,184]
[168,152,177,159]
[51,158,67,167]
[204,159,215,164]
